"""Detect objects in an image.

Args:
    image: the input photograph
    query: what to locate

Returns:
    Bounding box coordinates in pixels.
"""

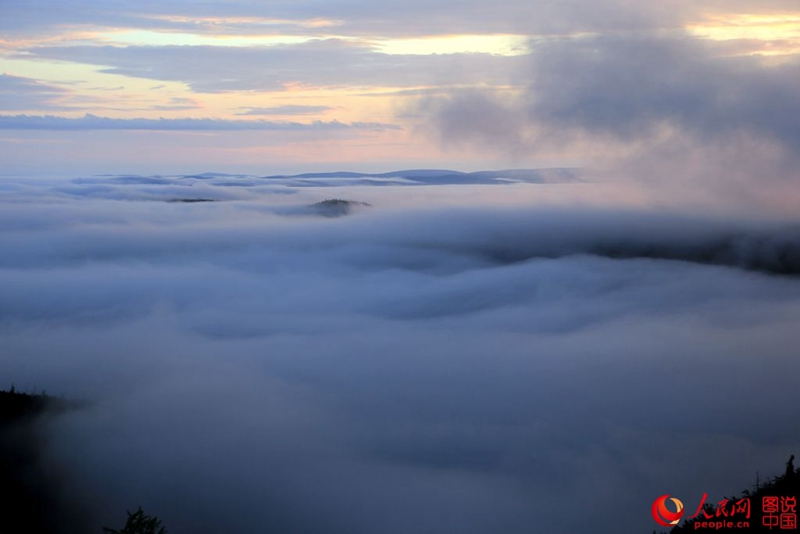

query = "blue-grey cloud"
[418,32,800,193]
[7,0,789,45]
[235,105,335,116]
[0,113,399,131]
[0,0,689,40]
[0,73,71,111]
[150,97,202,111]
[16,41,527,92]
[423,34,800,149]
[527,36,800,146]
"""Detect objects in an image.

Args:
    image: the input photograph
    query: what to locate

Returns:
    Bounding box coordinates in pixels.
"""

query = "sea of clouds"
[2,173,800,533]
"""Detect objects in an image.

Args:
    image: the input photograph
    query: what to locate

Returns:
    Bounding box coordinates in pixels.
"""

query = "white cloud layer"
[1,175,800,533]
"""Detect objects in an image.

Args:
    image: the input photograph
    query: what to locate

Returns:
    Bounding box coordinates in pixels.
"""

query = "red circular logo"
[652,494,685,527]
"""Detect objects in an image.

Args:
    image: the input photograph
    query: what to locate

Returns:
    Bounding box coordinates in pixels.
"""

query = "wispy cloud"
[0,113,400,131]
[15,41,527,92]
[150,96,202,111]
[235,105,334,116]
[0,73,71,111]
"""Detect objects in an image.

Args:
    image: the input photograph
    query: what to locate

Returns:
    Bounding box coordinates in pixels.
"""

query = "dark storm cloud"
[2,177,800,534]
[0,113,398,131]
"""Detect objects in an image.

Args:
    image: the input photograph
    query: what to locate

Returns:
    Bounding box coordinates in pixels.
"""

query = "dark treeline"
[0,387,91,534]
[653,456,800,533]
[3,386,796,534]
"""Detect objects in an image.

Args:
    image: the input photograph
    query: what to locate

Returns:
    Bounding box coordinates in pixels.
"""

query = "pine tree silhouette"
[102,507,167,534]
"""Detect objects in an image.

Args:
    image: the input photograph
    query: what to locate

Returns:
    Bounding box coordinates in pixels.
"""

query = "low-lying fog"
[2,173,799,533]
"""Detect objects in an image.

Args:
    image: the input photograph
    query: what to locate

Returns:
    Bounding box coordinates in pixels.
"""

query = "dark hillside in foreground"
[650,456,800,533]
[2,386,796,533]
[0,388,90,534]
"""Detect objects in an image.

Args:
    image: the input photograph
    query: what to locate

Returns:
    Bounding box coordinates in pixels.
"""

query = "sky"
[1,0,800,177]
[2,2,800,534]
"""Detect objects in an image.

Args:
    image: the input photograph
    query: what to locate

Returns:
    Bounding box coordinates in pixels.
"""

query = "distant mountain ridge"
[75,168,582,187]
[66,168,584,198]
[261,168,582,185]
